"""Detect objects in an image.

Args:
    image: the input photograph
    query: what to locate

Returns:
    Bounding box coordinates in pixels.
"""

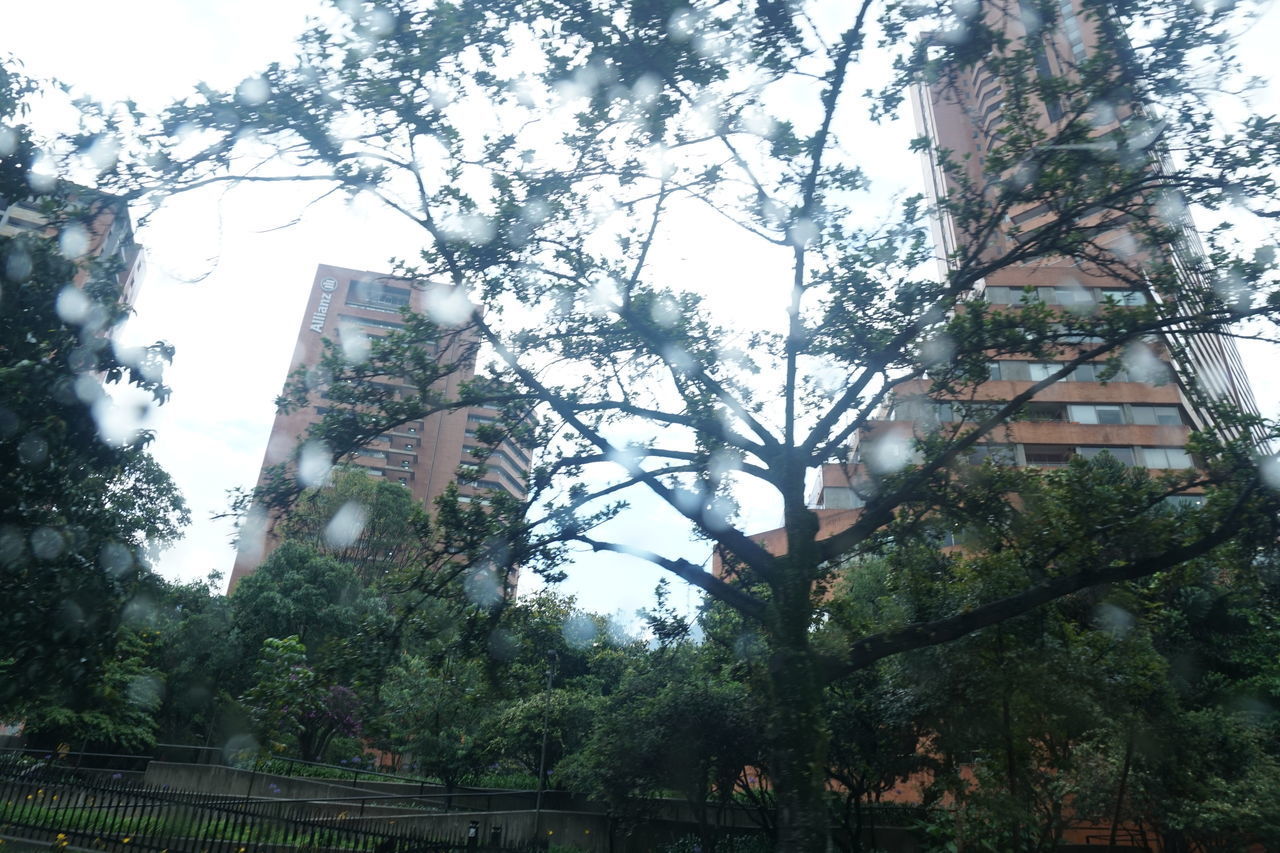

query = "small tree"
[240,635,362,761]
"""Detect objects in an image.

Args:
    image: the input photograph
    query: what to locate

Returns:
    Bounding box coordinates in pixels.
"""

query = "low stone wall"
[142,762,927,852]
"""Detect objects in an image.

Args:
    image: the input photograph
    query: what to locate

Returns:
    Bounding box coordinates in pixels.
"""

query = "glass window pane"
[1029,363,1055,381]
[1073,363,1097,382]
[1069,404,1099,424]
[1096,406,1124,424]
[1025,445,1073,465]
[1109,447,1137,465]
[1004,361,1030,380]
[1081,446,1136,465]
[1131,406,1157,425]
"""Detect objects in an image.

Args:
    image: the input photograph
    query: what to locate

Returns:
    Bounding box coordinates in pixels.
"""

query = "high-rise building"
[807,0,1259,513]
[229,264,530,589]
[0,191,145,307]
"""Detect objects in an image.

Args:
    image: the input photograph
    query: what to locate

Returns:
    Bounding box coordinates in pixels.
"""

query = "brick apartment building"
[806,0,1259,515]
[229,264,529,588]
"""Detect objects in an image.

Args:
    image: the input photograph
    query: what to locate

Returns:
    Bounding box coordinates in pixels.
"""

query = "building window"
[1077,446,1137,466]
[338,313,404,331]
[1025,445,1074,467]
[1024,402,1067,422]
[1131,406,1183,426]
[1000,360,1140,383]
[821,487,865,510]
[1068,404,1124,425]
[1101,289,1148,306]
[347,279,412,312]
[1139,447,1193,469]
[967,444,1016,465]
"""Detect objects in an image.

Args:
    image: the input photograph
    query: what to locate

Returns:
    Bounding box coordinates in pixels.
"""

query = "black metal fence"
[0,758,529,852]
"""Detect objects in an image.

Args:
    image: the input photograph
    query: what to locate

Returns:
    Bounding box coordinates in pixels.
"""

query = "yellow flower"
[122,837,131,844]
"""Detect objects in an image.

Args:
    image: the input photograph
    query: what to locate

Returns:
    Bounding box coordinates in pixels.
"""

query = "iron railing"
[0,759,535,852]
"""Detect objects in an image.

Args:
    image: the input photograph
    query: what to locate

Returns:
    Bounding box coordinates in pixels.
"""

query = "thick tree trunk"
[766,589,831,852]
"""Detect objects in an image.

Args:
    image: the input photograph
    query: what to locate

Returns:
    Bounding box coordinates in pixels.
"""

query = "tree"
[0,58,187,711]
[560,639,766,853]
[144,572,248,746]
[240,635,363,761]
[91,0,1280,847]
[378,652,490,793]
[19,626,166,754]
[230,541,384,678]
[273,466,438,586]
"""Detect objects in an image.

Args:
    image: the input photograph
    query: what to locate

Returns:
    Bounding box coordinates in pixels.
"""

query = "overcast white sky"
[2,0,1277,619]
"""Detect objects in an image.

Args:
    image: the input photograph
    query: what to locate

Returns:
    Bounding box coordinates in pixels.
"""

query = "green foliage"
[142,572,246,746]
[0,57,187,712]
[56,0,1280,846]
[239,635,362,762]
[277,466,437,586]
[18,627,165,753]
[378,653,489,789]
[559,642,763,829]
[231,541,384,680]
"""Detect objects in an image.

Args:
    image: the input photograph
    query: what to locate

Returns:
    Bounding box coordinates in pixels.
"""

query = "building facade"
[229,264,530,588]
[808,0,1259,513]
[0,191,145,308]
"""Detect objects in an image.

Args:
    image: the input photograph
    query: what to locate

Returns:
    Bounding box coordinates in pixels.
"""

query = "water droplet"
[667,8,697,41]
[99,542,134,576]
[650,295,680,327]
[56,286,91,324]
[424,286,472,326]
[298,441,333,488]
[324,501,369,548]
[237,77,271,106]
[17,433,48,467]
[59,224,91,260]
[126,675,163,709]
[562,614,597,649]
[787,218,818,247]
[339,323,371,363]
[1260,456,1280,492]
[1093,602,1134,637]
[463,565,503,607]
[0,527,26,566]
[84,136,120,173]
[31,527,64,560]
[5,247,32,281]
